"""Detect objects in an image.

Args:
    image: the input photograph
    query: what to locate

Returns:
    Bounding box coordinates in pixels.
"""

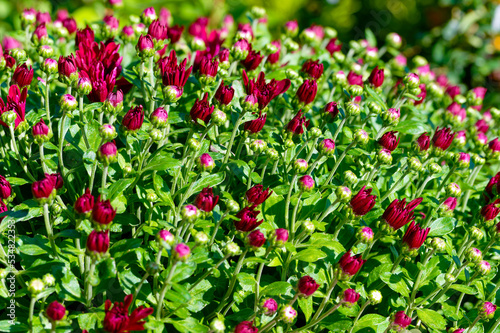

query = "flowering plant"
[0,3,500,333]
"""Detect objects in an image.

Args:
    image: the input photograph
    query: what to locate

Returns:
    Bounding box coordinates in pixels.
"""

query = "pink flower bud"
[323,101,339,120]
[262,298,278,315]
[234,321,258,333]
[122,105,144,132]
[247,229,266,249]
[368,66,384,88]
[432,127,455,151]
[32,176,55,200]
[197,153,215,172]
[298,175,315,192]
[74,188,94,216]
[150,107,169,128]
[157,229,174,246]
[274,228,289,245]
[0,175,12,200]
[173,243,190,261]
[301,59,324,80]
[194,187,219,212]
[341,289,360,307]
[46,301,66,321]
[98,141,118,165]
[350,186,376,216]
[378,131,399,151]
[392,311,411,329]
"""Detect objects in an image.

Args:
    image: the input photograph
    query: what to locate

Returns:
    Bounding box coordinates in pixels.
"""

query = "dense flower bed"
[0,3,500,333]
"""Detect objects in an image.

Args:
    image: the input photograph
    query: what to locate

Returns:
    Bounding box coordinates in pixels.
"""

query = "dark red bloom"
[32,118,50,138]
[378,131,399,151]
[247,230,266,248]
[350,186,376,216]
[286,110,310,136]
[338,250,366,276]
[57,55,78,80]
[234,321,258,333]
[63,18,77,34]
[382,197,423,230]
[393,311,411,329]
[167,25,184,44]
[432,127,455,151]
[87,230,109,254]
[242,71,290,110]
[234,206,263,232]
[326,38,342,55]
[0,85,27,129]
[244,112,266,133]
[137,34,154,52]
[159,50,192,92]
[197,56,218,77]
[241,49,263,71]
[296,79,317,105]
[297,276,320,296]
[103,294,154,333]
[75,26,95,46]
[342,289,360,305]
[13,64,33,88]
[368,66,384,88]
[75,188,94,215]
[46,173,63,190]
[46,301,66,321]
[246,185,272,205]
[148,20,168,41]
[301,59,324,80]
[324,102,339,120]
[122,105,144,131]
[0,175,12,199]
[190,92,214,125]
[347,71,363,86]
[92,196,116,225]
[32,176,55,199]
[402,221,429,249]
[194,187,219,212]
[416,132,431,152]
[0,201,7,221]
[481,199,500,221]
[214,80,234,106]
[485,172,500,201]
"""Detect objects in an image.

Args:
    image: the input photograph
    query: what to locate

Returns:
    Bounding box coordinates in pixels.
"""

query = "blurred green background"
[1,0,499,95]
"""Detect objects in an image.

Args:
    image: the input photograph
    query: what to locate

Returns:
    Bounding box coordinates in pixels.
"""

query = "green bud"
[212,110,227,126]
[445,273,456,283]
[408,157,423,172]
[194,231,209,246]
[309,127,322,138]
[445,183,461,198]
[345,102,360,117]
[471,227,484,241]
[344,170,358,186]
[147,192,158,203]
[266,148,279,161]
[368,290,382,304]
[353,129,369,146]
[303,220,315,234]
[367,101,382,115]
[349,85,363,97]
[465,248,482,264]
[210,317,226,333]
[50,203,62,216]
[472,153,485,166]
[226,200,240,213]
[284,139,295,148]
[430,237,446,252]
[293,159,308,173]
[42,273,55,286]
[146,261,160,275]
[150,129,164,142]
[377,149,393,165]
[250,139,267,154]
[224,241,241,256]
[28,278,45,295]
[412,55,428,67]
[187,138,201,151]
[429,163,442,174]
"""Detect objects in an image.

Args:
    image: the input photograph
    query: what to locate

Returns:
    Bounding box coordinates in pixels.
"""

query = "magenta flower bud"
[232,39,251,59]
[442,197,457,212]
[297,276,320,297]
[167,25,184,44]
[92,196,116,226]
[287,110,310,136]
[194,187,219,212]
[86,230,109,255]
[136,34,155,57]
[32,118,51,143]
[42,58,58,74]
[0,175,12,200]
[267,41,281,65]
[244,112,266,134]
[455,130,467,147]
[32,176,56,202]
[60,94,77,112]
[357,226,374,243]
[75,26,95,45]
[21,8,37,26]
[284,20,299,37]
[98,141,118,165]
[477,260,491,275]
[148,19,168,41]
[63,18,77,35]
[246,185,272,205]
[190,93,214,125]
[480,302,496,319]
[13,63,34,88]
[46,173,63,190]
[234,206,263,232]
[298,175,315,192]
[323,101,339,120]
[261,298,278,315]
[57,55,78,82]
[488,138,500,156]
[46,301,66,322]
[350,186,376,216]
[404,73,420,88]
[32,24,48,45]
[214,81,235,107]
[77,77,92,96]
[36,11,51,24]
[104,90,124,115]
[103,15,119,33]
[326,38,342,55]
[197,56,219,79]
[122,105,144,132]
[242,49,264,71]
[392,311,411,329]
[378,131,399,151]
[319,138,336,156]
[218,48,230,65]
[247,229,266,249]
[274,228,289,245]
[481,199,500,221]
[485,173,500,201]
[150,107,169,128]
[74,188,94,216]
[451,329,465,333]
[338,250,366,276]
[341,289,360,307]
[157,229,175,247]
[402,221,430,250]
[414,132,431,153]
[382,197,423,230]
[121,26,135,41]
[142,7,157,22]
[347,71,363,86]
[301,59,324,80]
[466,248,483,264]
[173,243,190,262]
[382,108,400,125]
[476,119,489,134]
[457,152,470,168]
[181,204,199,222]
[234,321,258,333]
[446,85,461,98]
[368,66,384,88]
[197,153,215,172]
[295,79,317,105]
[432,127,455,151]
[446,102,466,123]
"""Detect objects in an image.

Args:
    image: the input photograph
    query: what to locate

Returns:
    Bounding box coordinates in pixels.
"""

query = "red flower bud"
[297,275,320,297]
[393,311,411,329]
[194,187,219,212]
[432,127,455,151]
[46,301,66,321]
[13,63,34,88]
[301,59,324,80]
[0,175,12,199]
[323,101,339,120]
[234,321,258,333]
[190,92,214,125]
[481,199,500,221]
[46,173,63,190]
[32,176,55,200]
[296,79,317,105]
[416,132,431,152]
[122,105,144,132]
[378,131,399,151]
[246,185,272,205]
[241,49,263,71]
[86,230,109,254]
[338,250,366,276]
[75,188,94,215]
[286,110,310,136]
[347,71,363,86]
[244,112,266,134]
[247,229,266,248]
[382,197,422,230]
[92,196,116,225]
[214,80,235,106]
[234,206,263,232]
[342,289,360,306]
[368,66,384,88]
[350,186,376,216]
[402,221,430,250]
[104,295,154,333]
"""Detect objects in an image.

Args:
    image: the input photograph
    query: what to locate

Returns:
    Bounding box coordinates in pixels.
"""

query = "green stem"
[467,315,481,333]
[487,315,500,333]
[209,211,229,246]
[408,249,436,311]
[414,174,432,198]
[9,125,36,182]
[284,174,298,231]
[39,144,48,173]
[132,272,150,305]
[85,259,96,307]
[101,165,109,197]
[222,111,247,164]
[332,217,348,240]
[43,204,58,258]
[58,113,67,177]
[189,255,230,291]
[45,74,52,128]
[29,297,36,333]
[332,117,347,142]
[310,277,338,322]
[391,253,404,273]
[347,301,371,333]
[380,168,410,203]
[290,191,303,240]
[317,199,340,223]
[321,142,355,189]
[213,249,248,314]
[156,261,178,319]
[79,95,90,150]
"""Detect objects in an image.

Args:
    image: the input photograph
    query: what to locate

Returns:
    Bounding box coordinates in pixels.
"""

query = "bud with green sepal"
[465,247,482,264]
[445,183,461,198]
[354,129,369,146]
[344,170,358,186]
[377,148,393,165]
[430,237,446,252]
[345,102,360,117]
[408,157,423,173]
[250,139,267,154]
[293,159,308,174]
[224,241,241,256]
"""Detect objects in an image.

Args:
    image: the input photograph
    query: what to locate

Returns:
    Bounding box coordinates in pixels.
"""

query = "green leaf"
[293,248,327,262]
[351,314,388,333]
[449,284,477,295]
[191,172,225,193]
[298,296,313,322]
[0,321,30,332]
[143,153,181,173]
[5,177,28,186]
[428,217,456,236]
[364,85,386,109]
[261,281,292,296]
[393,120,428,135]
[18,244,46,256]
[77,313,100,331]
[380,272,410,297]
[107,178,134,201]
[416,309,447,330]
[165,317,209,333]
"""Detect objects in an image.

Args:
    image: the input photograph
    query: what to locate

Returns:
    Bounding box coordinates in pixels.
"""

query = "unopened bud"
[368,290,382,304]
[344,171,358,186]
[336,186,352,203]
